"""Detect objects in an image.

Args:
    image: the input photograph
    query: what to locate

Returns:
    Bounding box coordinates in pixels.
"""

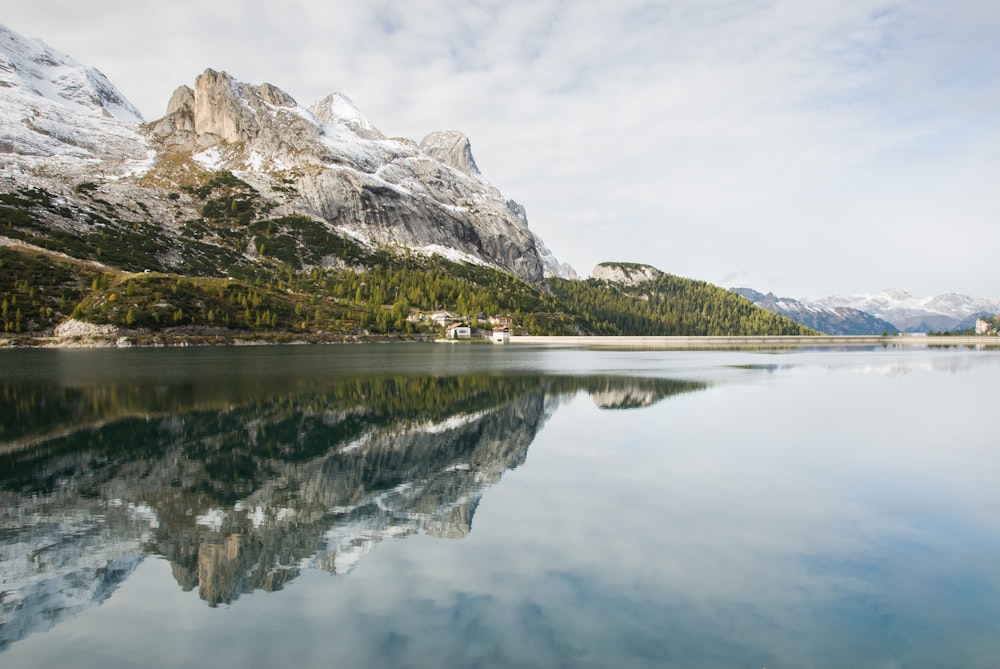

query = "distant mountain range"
[733,287,1000,334]
[730,288,899,335]
[814,290,1000,333]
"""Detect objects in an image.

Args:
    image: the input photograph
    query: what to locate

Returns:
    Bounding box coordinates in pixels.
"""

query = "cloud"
[4,1,1000,298]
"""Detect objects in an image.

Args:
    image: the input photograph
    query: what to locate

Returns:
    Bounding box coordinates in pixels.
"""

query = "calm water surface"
[2,343,1000,668]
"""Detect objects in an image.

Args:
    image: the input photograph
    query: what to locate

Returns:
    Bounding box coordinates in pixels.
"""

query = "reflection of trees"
[0,372,705,643]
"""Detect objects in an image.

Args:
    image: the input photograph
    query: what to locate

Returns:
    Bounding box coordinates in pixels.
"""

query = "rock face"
[150,68,329,160]
[418,130,480,176]
[52,318,120,338]
[310,92,386,140]
[147,67,549,281]
[591,262,662,287]
[2,23,565,283]
[151,69,549,281]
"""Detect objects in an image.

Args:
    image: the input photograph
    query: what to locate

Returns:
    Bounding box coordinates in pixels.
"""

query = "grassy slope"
[0,175,814,340]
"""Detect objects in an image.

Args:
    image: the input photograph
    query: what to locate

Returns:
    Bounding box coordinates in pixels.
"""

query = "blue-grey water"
[2,343,1000,668]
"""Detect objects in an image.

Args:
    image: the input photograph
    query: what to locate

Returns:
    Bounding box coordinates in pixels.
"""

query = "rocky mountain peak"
[150,68,329,162]
[163,84,194,118]
[191,68,260,145]
[0,22,143,124]
[2,25,564,284]
[140,67,550,281]
[257,81,296,108]
[310,92,385,140]
[419,130,480,176]
[817,289,1000,333]
[0,23,146,163]
[731,287,900,335]
[883,288,912,301]
[592,262,662,286]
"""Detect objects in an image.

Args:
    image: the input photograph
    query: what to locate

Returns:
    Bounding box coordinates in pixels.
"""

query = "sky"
[5,1,1000,299]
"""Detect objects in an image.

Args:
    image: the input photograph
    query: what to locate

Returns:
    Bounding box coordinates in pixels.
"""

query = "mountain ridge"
[0,23,818,341]
[2,22,565,284]
[733,287,1000,334]
[731,288,900,336]
[814,289,1000,333]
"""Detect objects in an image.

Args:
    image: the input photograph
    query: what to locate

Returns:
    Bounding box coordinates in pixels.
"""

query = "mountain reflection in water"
[0,370,704,648]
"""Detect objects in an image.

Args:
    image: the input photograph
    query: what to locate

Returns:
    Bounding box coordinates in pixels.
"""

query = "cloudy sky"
[6,1,999,298]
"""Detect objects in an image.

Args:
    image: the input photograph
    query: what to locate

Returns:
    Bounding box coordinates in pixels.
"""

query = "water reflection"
[0,368,703,647]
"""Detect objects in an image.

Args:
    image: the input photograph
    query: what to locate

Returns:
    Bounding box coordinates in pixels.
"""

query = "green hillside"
[1,174,814,342]
[548,273,812,336]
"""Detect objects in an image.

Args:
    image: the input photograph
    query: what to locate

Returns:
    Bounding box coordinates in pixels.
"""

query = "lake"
[2,343,1000,668]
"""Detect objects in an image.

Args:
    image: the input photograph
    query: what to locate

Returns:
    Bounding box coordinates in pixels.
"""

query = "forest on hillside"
[1,243,812,339]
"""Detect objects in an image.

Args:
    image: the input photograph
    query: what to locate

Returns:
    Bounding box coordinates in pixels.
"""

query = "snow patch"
[192,146,223,170]
[416,244,491,267]
[195,508,226,532]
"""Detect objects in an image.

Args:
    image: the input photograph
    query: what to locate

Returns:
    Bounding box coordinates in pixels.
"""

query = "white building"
[446,322,471,339]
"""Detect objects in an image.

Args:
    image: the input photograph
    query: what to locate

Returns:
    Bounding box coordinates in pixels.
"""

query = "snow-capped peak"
[0,23,143,123]
[816,289,1000,332]
[309,91,385,140]
[819,289,1000,317]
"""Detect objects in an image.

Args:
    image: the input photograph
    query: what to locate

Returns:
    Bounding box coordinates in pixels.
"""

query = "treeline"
[2,169,811,337]
[1,373,549,496]
[0,247,100,333]
[1,242,812,338]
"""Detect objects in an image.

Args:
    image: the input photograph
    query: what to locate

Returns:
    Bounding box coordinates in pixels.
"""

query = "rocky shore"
[0,320,438,348]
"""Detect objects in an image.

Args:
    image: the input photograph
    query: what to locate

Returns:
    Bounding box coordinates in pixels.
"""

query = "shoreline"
[0,331,439,349]
[508,335,1000,349]
[2,331,998,350]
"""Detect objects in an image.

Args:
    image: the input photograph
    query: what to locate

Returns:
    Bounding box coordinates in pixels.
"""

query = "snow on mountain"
[816,290,1000,333]
[731,288,899,335]
[0,23,147,167]
[418,130,481,176]
[533,230,579,280]
[500,198,577,280]
[732,287,1000,334]
[0,498,154,649]
[310,91,386,140]
[0,23,142,122]
[146,67,555,281]
[0,22,573,282]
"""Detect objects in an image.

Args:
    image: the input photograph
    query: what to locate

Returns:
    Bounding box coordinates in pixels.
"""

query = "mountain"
[0,26,141,124]
[0,22,569,286]
[974,315,1000,335]
[731,288,899,336]
[0,372,703,644]
[546,263,814,336]
[814,289,1000,333]
[731,287,1000,334]
[1,24,803,341]
[591,261,662,287]
[0,23,145,163]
